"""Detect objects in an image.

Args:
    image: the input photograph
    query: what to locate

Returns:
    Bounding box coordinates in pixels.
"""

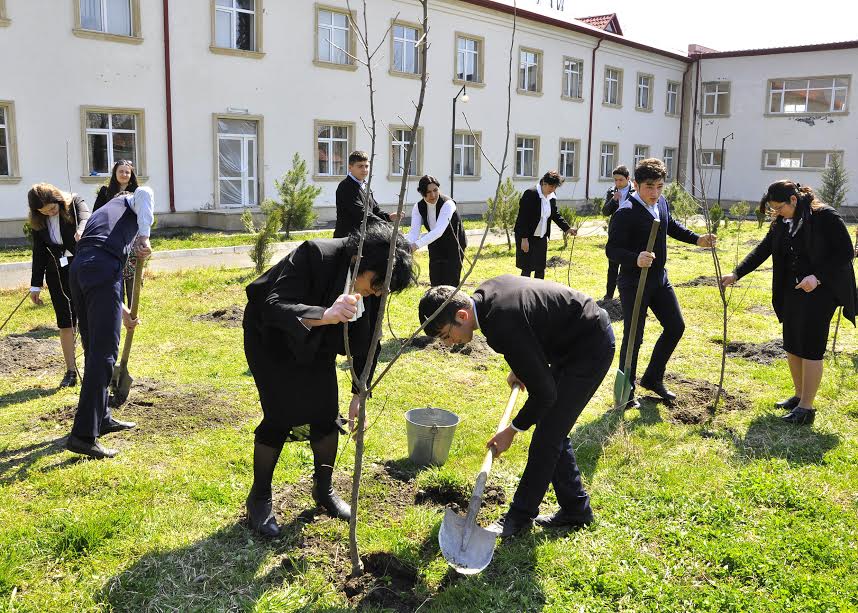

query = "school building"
[0,0,856,237]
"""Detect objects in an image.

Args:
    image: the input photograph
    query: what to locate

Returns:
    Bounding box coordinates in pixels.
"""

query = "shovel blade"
[438,507,497,575]
[613,367,632,410]
[109,365,133,408]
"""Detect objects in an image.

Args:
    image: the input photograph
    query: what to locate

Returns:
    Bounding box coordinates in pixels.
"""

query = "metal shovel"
[613,219,660,410]
[439,384,520,575]
[109,261,144,407]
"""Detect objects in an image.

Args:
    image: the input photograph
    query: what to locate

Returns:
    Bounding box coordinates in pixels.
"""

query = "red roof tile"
[576,13,623,36]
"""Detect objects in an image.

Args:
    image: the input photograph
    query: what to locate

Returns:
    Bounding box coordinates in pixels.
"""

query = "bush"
[485,178,521,250]
[708,202,723,234]
[664,181,699,227]
[270,153,320,238]
[818,154,849,208]
[558,205,583,248]
[243,200,282,274]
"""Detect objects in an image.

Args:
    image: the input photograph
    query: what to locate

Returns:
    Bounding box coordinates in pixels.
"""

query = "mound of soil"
[0,329,64,376]
[39,378,244,435]
[676,275,720,288]
[546,255,569,268]
[713,338,784,365]
[656,374,750,425]
[746,304,775,316]
[596,297,623,322]
[193,305,244,327]
[415,482,506,513]
[409,334,496,361]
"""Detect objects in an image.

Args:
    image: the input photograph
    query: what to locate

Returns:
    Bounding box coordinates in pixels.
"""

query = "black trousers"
[605,260,620,299]
[69,249,123,439]
[509,321,615,520]
[617,280,685,388]
[428,258,462,287]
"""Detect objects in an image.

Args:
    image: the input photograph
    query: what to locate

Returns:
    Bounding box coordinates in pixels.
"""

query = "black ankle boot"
[59,370,78,388]
[312,478,351,521]
[247,441,283,536]
[246,490,280,537]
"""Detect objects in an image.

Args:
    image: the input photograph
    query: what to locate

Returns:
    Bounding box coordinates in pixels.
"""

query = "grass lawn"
[0,222,856,612]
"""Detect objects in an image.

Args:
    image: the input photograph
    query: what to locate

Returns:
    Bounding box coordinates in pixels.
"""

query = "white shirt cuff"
[510,422,525,433]
[30,286,41,292]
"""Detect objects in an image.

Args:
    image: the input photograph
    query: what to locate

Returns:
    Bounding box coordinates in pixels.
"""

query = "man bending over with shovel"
[419,276,615,538]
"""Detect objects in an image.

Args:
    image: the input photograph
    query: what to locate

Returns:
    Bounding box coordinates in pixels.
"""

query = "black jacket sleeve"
[336,181,385,232]
[31,231,48,288]
[735,224,774,279]
[93,187,109,212]
[513,190,538,236]
[605,208,640,268]
[369,190,392,222]
[72,195,91,237]
[812,208,855,286]
[603,188,619,216]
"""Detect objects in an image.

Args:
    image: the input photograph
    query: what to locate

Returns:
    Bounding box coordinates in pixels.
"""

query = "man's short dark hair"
[418,286,471,337]
[348,150,369,165]
[540,170,564,187]
[612,165,630,178]
[345,222,416,293]
[634,158,667,184]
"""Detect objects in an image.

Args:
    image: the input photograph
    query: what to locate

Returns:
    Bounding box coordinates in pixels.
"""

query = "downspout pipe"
[676,60,691,185]
[584,38,603,202]
[690,56,700,198]
[162,0,176,212]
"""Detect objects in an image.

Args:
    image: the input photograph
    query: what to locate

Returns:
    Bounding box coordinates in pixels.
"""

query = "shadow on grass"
[0,436,71,486]
[0,385,58,408]
[732,413,841,465]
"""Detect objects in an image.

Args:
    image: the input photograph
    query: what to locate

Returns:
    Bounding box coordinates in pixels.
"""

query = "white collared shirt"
[343,265,366,322]
[406,199,457,249]
[534,183,554,238]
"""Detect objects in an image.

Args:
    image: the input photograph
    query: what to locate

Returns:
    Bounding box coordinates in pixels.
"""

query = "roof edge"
[692,39,858,58]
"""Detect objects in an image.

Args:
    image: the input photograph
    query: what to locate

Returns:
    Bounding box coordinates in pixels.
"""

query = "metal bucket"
[405,407,460,466]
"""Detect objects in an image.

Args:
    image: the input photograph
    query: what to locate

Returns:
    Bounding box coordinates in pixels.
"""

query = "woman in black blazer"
[27,183,91,388]
[722,180,857,425]
[513,171,576,278]
[242,223,415,537]
[93,160,140,304]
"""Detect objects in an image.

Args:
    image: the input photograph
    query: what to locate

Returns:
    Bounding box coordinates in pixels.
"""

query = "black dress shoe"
[246,494,281,537]
[782,407,815,425]
[535,508,594,530]
[59,370,78,388]
[775,396,800,411]
[487,513,532,539]
[66,435,118,459]
[639,378,677,402]
[312,480,351,521]
[100,418,136,435]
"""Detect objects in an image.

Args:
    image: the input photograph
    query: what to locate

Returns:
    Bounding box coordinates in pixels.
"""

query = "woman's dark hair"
[106,160,139,200]
[417,174,441,196]
[540,170,564,187]
[345,222,416,293]
[418,286,471,337]
[27,183,74,231]
[763,179,825,219]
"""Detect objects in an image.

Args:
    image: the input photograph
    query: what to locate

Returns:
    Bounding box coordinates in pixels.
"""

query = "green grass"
[0,222,856,611]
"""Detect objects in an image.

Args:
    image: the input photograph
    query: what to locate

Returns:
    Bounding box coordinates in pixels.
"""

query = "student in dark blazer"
[514,171,577,279]
[419,276,615,538]
[606,158,716,408]
[333,150,400,239]
[27,183,90,388]
[602,165,635,300]
[243,223,415,537]
[722,180,857,425]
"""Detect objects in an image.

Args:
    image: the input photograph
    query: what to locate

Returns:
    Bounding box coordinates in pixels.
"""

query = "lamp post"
[450,84,469,199]
[716,132,734,211]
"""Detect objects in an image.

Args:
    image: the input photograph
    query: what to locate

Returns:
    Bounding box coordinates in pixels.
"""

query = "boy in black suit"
[606,158,716,408]
[602,165,635,300]
[333,150,400,238]
[419,276,615,537]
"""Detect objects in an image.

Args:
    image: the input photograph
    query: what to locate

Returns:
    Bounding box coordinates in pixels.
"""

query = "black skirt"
[781,284,838,360]
[515,235,548,271]
[44,256,76,329]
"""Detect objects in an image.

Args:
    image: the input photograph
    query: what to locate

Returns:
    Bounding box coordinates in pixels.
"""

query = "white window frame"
[559,138,579,179]
[211,0,263,57]
[762,150,842,171]
[0,0,9,27]
[390,20,422,77]
[0,101,20,182]
[599,142,618,179]
[455,34,483,85]
[633,145,650,167]
[767,76,849,115]
[518,47,543,95]
[390,126,423,177]
[73,0,140,42]
[698,149,723,168]
[663,147,676,180]
[515,135,539,178]
[314,120,354,180]
[604,66,623,107]
[562,57,583,100]
[453,131,479,178]
[81,106,146,182]
[214,114,262,208]
[315,5,355,69]
[666,81,680,116]
[636,73,653,111]
[702,81,731,117]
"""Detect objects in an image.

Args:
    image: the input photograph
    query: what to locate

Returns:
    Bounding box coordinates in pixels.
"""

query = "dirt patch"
[416,482,506,514]
[39,378,244,435]
[746,304,775,316]
[0,328,64,376]
[713,338,785,365]
[655,374,750,425]
[676,275,720,288]
[545,255,569,268]
[744,239,762,247]
[193,305,244,327]
[409,334,497,361]
[597,297,623,322]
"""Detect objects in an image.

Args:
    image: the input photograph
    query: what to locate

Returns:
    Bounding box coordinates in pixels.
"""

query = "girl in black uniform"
[93,160,140,304]
[722,180,857,425]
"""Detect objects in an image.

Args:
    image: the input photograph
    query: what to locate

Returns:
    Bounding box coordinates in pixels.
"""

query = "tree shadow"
[0,385,58,408]
[0,436,71,486]
[13,326,60,340]
[732,413,841,465]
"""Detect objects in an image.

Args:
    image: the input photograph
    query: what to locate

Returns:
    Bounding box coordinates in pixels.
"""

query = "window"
[633,145,650,167]
[212,0,262,56]
[762,150,841,171]
[604,67,623,106]
[0,0,8,26]
[664,147,676,180]
[74,0,140,41]
[453,131,479,177]
[559,139,579,179]
[0,101,20,181]
[515,136,539,177]
[316,7,354,68]
[456,35,483,84]
[518,48,543,94]
[82,108,144,180]
[216,116,260,207]
[562,58,583,100]
[702,82,730,116]
[391,22,421,76]
[390,127,422,176]
[636,73,653,111]
[600,143,617,179]
[698,149,723,168]
[666,81,680,115]
[768,77,849,114]
[315,121,353,178]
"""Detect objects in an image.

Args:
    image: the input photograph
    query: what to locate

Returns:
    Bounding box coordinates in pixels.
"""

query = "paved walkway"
[0,222,607,290]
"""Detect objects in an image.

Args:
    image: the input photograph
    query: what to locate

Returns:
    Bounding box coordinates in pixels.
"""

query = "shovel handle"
[118,260,145,367]
[622,219,660,376]
[479,384,521,475]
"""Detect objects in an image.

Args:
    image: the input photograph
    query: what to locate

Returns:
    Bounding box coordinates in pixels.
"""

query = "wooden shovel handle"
[622,219,660,376]
[479,384,521,475]
[118,259,145,366]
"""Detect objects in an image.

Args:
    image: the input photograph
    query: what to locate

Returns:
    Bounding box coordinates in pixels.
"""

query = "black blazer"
[333,177,392,238]
[472,274,608,431]
[603,184,636,216]
[31,194,90,287]
[606,195,699,289]
[513,187,571,240]
[735,206,857,325]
